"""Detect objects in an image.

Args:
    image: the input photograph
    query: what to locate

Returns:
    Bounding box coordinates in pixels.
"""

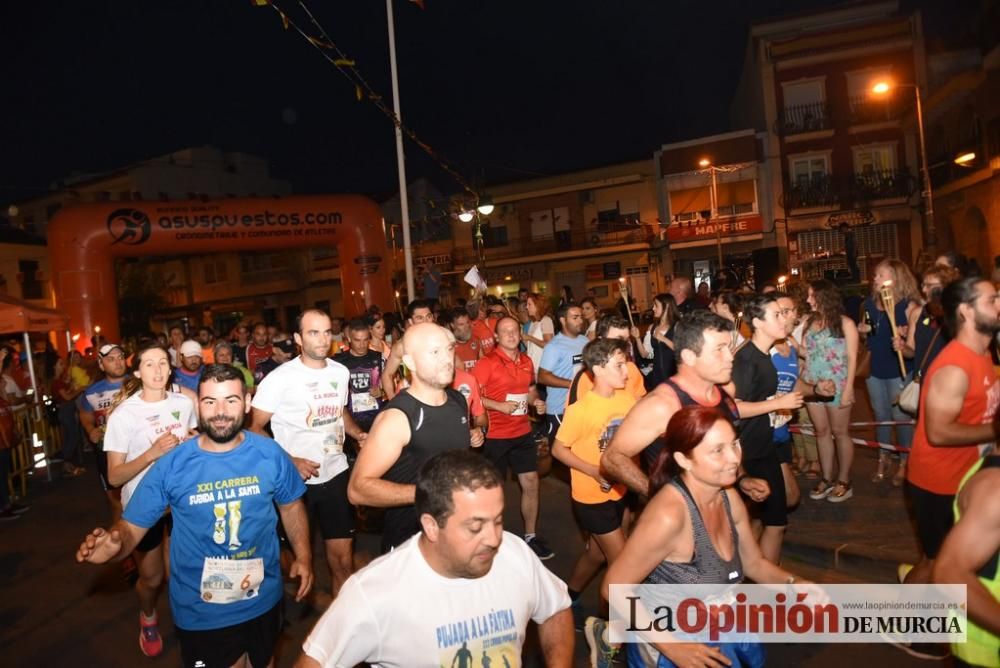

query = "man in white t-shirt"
[296,450,574,668]
[251,309,368,597]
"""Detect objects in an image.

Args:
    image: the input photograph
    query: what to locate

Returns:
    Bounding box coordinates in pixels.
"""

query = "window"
[528,207,570,240]
[240,253,290,273]
[19,260,42,300]
[204,259,228,284]
[782,78,824,109]
[846,68,892,100]
[853,144,895,175]
[790,155,829,185]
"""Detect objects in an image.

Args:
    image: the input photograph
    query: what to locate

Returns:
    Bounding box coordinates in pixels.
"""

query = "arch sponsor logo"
[107,208,152,245]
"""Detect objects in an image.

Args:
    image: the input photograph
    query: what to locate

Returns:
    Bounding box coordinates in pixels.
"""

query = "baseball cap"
[180,340,203,358]
[98,344,125,358]
[273,338,297,354]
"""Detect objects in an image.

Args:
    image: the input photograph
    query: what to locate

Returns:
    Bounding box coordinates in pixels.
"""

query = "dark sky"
[0,0,981,204]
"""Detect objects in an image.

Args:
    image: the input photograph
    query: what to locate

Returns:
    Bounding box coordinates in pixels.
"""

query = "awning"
[0,295,70,334]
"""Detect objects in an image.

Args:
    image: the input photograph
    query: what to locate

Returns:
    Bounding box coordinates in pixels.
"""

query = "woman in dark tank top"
[602,406,805,668]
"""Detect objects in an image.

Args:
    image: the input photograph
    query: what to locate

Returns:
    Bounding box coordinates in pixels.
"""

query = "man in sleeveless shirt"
[904,277,1000,587]
[380,299,435,400]
[602,310,770,503]
[251,310,368,597]
[349,323,474,553]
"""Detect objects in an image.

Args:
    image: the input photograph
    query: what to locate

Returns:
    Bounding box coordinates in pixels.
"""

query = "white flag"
[463,265,486,292]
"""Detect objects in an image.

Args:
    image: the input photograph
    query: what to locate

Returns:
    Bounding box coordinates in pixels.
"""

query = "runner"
[473,316,553,560]
[450,308,484,372]
[332,317,386,438]
[538,303,588,439]
[251,309,366,597]
[77,364,313,668]
[79,343,130,520]
[244,322,273,374]
[298,450,573,668]
[349,323,472,552]
[565,314,646,408]
[252,336,296,385]
[213,340,254,393]
[103,342,197,657]
[174,341,204,393]
[381,299,435,400]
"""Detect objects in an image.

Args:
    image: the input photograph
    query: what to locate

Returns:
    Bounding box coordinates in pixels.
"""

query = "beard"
[200,415,244,443]
[974,310,1000,336]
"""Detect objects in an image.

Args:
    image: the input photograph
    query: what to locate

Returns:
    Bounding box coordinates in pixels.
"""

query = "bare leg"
[829,404,854,483]
[758,525,787,564]
[781,463,800,508]
[517,471,540,535]
[133,543,165,616]
[805,403,835,482]
[566,535,606,593]
[324,537,354,597]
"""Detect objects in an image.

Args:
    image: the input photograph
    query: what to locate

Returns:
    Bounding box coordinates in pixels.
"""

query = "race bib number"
[322,428,344,455]
[506,393,529,416]
[351,391,379,414]
[200,557,264,604]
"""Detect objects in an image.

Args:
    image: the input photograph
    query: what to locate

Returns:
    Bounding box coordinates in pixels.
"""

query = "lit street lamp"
[871,79,935,247]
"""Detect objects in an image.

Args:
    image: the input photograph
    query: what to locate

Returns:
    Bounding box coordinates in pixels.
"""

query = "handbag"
[897,327,941,416]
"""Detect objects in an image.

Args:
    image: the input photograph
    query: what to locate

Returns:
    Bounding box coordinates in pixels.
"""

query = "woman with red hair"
[600,406,803,667]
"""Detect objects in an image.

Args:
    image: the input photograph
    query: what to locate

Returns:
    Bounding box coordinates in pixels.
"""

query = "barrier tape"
[788,424,911,453]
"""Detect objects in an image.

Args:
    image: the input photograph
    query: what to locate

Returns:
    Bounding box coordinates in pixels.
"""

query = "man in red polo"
[451,309,483,372]
[473,316,552,560]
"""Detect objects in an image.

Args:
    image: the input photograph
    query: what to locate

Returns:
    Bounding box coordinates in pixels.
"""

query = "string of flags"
[253,0,478,198]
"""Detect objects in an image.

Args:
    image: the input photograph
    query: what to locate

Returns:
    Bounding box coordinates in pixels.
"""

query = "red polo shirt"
[473,347,534,439]
[471,317,498,354]
[455,338,482,372]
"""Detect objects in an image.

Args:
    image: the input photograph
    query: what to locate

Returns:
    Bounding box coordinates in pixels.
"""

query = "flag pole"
[386,0,415,302]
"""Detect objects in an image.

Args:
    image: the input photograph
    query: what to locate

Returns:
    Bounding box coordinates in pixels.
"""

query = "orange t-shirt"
[555,390,634,503]
[454,338,483,372]
[564,361,646,411]
[909,339,1000,495]
[471,317,498,354]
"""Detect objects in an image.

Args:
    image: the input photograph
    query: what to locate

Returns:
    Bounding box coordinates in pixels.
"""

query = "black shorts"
[906,482,954,559]
[483,433,537,476]
[303,471,356,540]
[135,513,172,553]
[774,440,793,465]
[544,413,563,438]
[176,600,282,668]
[742,452,788,527]
[572,498,626,535]
[94,446,121,492]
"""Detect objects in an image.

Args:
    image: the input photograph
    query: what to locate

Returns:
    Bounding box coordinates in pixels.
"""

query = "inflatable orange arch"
[47,195,391,345]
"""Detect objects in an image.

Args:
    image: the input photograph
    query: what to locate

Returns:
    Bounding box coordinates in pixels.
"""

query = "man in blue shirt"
[78,343,129,519]
[76,364,313,668]
[174,340,205,393]
[539,303,588,435]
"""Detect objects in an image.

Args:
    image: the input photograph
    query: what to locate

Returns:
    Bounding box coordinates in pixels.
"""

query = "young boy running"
[552,337,634,665]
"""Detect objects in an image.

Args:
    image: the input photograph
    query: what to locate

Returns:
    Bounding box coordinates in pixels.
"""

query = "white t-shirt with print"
[103,391,197,508]
[252,357,350,485]
[301,531,570,667]
[526,315,554,380]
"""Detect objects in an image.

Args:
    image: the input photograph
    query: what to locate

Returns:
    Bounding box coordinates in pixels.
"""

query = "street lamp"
[476,195,495,216]
[871,79,935,247]
[954,151,976,166]
[697,159,724,269]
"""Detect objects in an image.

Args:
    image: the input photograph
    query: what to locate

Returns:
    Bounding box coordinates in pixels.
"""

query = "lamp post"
[697,159,724,270]
[872,80,935,248]
[386,0,415,301]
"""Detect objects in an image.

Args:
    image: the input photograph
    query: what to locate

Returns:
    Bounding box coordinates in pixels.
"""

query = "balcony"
[848,95,908,126]
[776,102,832,136]
[452,223,655,265]
[782,169,916,213]
[851,168,914,201]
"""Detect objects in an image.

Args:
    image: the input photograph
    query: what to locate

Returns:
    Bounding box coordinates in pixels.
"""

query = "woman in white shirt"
[523,293,555,380]
[103,342,197,658]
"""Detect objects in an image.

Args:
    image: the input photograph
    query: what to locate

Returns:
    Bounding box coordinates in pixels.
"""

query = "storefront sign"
[666,216,763,242]
[485,266,536,284]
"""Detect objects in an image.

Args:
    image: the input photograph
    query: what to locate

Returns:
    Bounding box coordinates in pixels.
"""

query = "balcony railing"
[848,95,908,125]
[776,102,832,136]
[782,169,916,212]
[451,224,655,265]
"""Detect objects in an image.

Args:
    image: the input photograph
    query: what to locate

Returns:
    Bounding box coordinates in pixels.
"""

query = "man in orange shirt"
[467,299,498,356]
[904,277,1000,586]
[450,309,483,373]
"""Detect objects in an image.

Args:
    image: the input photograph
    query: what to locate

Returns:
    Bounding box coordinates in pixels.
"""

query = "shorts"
[774,440,793,465]
[176,600,282,668]
[906,482,954,559]
[94,447,121,491]
[741,452,787,527]
[304,471,356,540]
[483,433,537,476]
[572,498,626,535]
[135,513,172,553]
[543,413,563,438]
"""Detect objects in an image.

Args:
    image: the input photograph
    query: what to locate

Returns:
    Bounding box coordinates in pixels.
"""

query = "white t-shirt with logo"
[301,531,570,667]
[252,357,351,485]
[103,391,197,508]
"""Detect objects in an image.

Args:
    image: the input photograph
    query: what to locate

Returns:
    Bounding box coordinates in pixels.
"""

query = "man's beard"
[974,311,1000,336]
[200,416,244,443]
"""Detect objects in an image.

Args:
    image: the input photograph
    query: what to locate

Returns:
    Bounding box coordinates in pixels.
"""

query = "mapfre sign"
[666,216,763,242]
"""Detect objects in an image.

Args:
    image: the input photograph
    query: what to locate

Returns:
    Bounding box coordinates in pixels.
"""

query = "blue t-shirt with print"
[770,345,799,443]
[539,333,588,415]
[123,431,306,631]
[78,378,124,428]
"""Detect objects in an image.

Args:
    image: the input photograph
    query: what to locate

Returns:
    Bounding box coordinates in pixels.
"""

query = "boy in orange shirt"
[552,337,635,644]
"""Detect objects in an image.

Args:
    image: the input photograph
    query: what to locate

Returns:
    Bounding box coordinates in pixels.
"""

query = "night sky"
[0,0,981,206]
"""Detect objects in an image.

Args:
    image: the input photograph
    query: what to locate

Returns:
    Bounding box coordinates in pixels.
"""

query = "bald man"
[670,276,702,314]
[348,323,476,552]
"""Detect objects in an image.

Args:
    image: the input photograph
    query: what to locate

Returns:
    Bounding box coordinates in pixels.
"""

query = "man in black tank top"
[348,323,473,552]
[602,310,770,504]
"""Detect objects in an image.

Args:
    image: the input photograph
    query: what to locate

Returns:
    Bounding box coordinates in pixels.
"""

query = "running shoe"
[525,535,555,561]
[584,616,618,668]
[139,612,163,657]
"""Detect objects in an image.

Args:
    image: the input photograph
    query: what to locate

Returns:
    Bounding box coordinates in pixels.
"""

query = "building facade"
[732,1,928,283]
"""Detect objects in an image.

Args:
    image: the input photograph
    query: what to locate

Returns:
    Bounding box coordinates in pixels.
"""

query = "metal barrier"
[6,402,62,501]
